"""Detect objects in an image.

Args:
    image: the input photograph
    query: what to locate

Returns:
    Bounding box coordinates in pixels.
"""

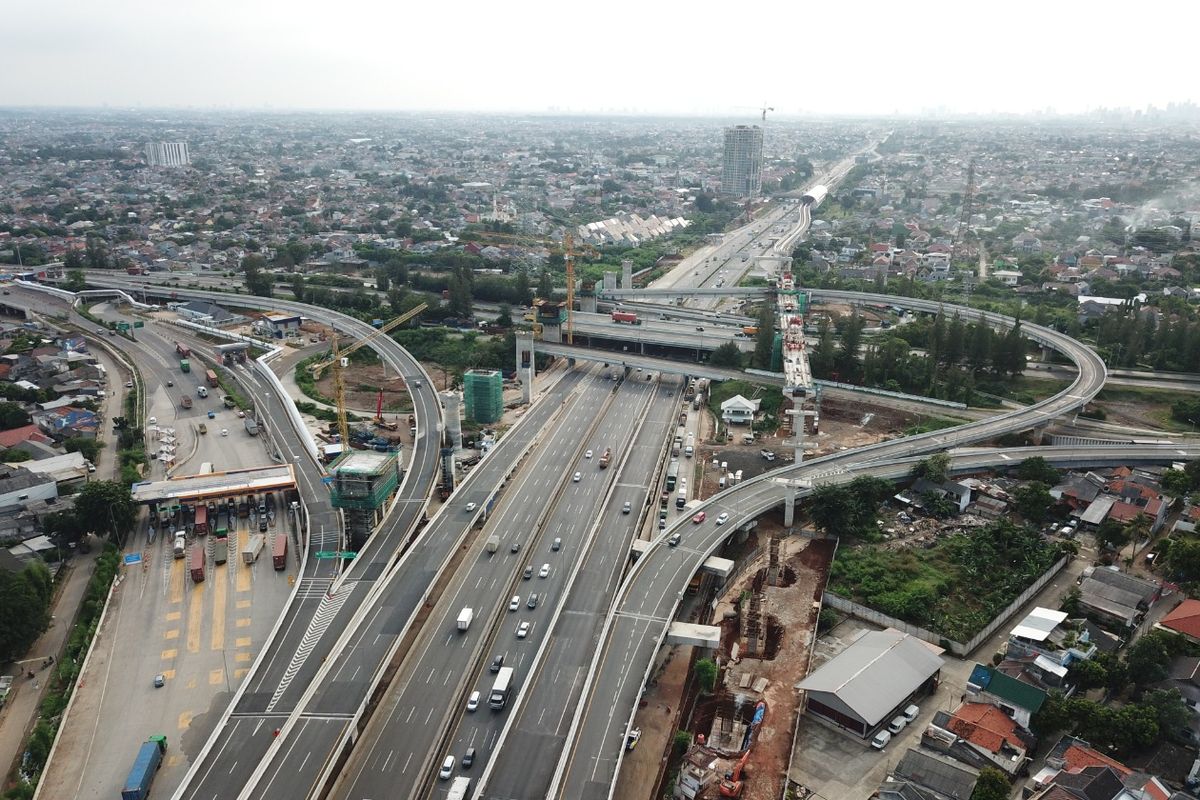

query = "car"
[153,673,165,688]
[86,462,96,473]
[490,654,505,672]
[108,330,116,336]
[887,716,907,735]
[509,595,520,612]
[147,416,157,426]
[573,472,581,482]
[1,290,8,295]
[198,423,207,435]
[716,512,730,526]
[902,704,920,723]
[625,728,641,751]
[207,410,216,419]
[220,428,228,436]
[439,755,455,780]
[510,541,521,553]
[622,501,632,514]
[538,563,550,578]
[527,593,539,609]
[466,691,480,712]
[465,502,477,512]
[692,511,706,524]
[870,730,892,750]
[236,410,245,418]
[523,565,533,580]
[584,449,593,459]
[696,326,705,332]
[667,533,681,547]
[658,519,667,530]
[414,380,423,388]
[125,380,134,388]
[166,380,174,387]
[516,621,530,639]
[462,747,475,768]
[551,537,561,551]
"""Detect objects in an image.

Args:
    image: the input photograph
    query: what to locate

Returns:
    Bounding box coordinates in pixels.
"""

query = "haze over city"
[3,0,1197,116]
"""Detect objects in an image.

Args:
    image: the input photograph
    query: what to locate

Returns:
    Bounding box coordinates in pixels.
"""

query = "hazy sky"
[3,0,1195,116]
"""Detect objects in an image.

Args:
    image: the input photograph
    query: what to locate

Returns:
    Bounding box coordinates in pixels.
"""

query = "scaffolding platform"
[329,450,400,511]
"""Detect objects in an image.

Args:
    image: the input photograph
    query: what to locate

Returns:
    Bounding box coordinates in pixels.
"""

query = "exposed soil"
[315,362,412,415]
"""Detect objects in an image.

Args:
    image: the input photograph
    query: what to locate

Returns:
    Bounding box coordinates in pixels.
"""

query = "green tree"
[1013,482,1054,523]
[447,266,473,318]
[241,254,273,297]
[1125,631,1174,686]
[74,480,136,545]
[970,767,1011,800]
[673,730,692,757]
[1016,456,1060,486]
[0,448,31,462]
[375,268,390,292]
[835,312,865,381]
[85,234,109,268]
[1095,518,1130,551]
[809,318,836,378]
[536,269,554,299]
[913,453,951,484]
[0,564,51,662]
[513,270,531,305]
[752,303,776,370]
[64,268,87,291]
[63,436,102,462]
[0,401,32,430]
[290,272,305,300]
[1068,657,1108,691]
[709,342,744,368]
[1032,693,1074,736]
[694,657,718,693]
[495,304,513,329]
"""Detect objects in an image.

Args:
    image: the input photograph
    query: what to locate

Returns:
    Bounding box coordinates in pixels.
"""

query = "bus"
[665,460,679,492]
[198,462,214,475]
[489,666,514,710]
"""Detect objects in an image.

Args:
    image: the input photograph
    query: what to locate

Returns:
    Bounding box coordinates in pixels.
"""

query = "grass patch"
[904,416,962,435]
[1095,385,1199,432]
[212,365,250,411]
[707,379,784,433]
[294,355,337,406]
[827,521,1069,643]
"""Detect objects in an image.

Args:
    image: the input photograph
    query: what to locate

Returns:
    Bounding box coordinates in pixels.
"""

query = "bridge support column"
[782,485,798,527]
[515,332,536,405]
[621,259,633,288]
[578,294,597,314]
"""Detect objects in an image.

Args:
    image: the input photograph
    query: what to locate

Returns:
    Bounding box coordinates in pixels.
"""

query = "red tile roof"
[1161,599,1200,640]
[0,424,51,449]
[946,703,1023,754]
[1062,742,1131,777]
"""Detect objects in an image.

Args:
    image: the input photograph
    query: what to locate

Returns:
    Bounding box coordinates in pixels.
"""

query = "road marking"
[186,582,204,653]
[169,557,184,603]
[236,617,251,628]
[236,636,252,648]
[209,669,224,686]
[266,582,355,711]
[237,599,251,609]
[164,629,179,640]
[236,551,251,593]
[161,669,175,679]
[178,710,194,730]
[211,558,227,651]
[166,610,181,621]
[236,652,253,663]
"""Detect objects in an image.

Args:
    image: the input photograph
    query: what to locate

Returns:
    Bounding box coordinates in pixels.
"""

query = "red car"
[692,511,706,524]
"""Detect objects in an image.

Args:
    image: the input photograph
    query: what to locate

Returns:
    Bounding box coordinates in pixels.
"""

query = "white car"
[147,416,157,426]
[465,502,477,512]
[509,595,520,612]
[716,513,729,526]
[871,730,891,750]
[439,755,454,779]
[220,429,228,436]
[572,472,581,482]
[467,690,480,712]
[887,716,907,735]
[538,563,550,578]
[584,450,593,459]
[516,621,530,639]
[125,381,134,388]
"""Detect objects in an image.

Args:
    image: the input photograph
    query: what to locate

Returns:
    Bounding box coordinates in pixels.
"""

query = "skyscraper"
[721,125,763,197]
[144,142,191,167]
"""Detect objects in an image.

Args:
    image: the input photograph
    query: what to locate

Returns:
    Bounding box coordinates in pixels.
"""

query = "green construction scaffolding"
[329,450,400,511]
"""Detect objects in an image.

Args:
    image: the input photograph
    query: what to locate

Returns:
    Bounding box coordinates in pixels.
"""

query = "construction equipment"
[309,304,427,445]
[719,751,751,797]
[952,158,976,262]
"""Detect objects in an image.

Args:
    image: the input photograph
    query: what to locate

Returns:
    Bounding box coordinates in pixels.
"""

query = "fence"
[823,554,1069,657]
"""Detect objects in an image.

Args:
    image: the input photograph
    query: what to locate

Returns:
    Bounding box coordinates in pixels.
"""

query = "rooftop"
[1012,607,1069,642]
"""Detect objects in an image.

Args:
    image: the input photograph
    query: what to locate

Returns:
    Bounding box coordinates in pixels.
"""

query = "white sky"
[3,0,1195,116]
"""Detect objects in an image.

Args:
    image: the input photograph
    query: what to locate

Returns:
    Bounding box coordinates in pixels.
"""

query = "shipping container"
[205,369,219,388]
[272,534,287,570]
[189,544,205,583]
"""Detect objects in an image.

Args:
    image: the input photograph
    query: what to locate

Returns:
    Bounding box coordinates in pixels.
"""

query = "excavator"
[718,750,750,797]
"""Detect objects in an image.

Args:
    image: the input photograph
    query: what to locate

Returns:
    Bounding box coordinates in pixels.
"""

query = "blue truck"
[121,736,167,800]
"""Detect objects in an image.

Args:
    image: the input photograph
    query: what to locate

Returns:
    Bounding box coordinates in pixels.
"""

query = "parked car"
[871,730,891,750]
[902,704,920,723]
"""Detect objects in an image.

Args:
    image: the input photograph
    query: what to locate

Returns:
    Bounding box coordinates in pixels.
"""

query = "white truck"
[447,777,471,800]
[457,607,474,631]
[173,533,186,559]
[486,534,500,555]
[241,533,265,564]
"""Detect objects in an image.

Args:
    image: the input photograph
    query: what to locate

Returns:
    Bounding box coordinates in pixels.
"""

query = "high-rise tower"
[721,125,763,197]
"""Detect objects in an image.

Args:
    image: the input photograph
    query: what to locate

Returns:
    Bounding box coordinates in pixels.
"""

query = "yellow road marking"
[186,580,204,653]
[234,668,248,680]
[161,669,175,680]
[236,652,252,663]
[178,711,193,730]
[236,637,252,648]
[186,677,197,689]
[235,618,250,628]
[209,669,224,686]
[166,611,181,621]
[211,560,227,651]
[236,553,251,593]
[161,649,177,660]
[169,559,184,604]
[164,630,179,640]
[236,600,251,609]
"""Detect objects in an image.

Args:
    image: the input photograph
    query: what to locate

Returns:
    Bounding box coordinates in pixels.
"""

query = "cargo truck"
[205,369,219,388]
[189,544,205,583]
[193,504,208,535]
[488,666,514,710]
[213,537,228,565]
[179,359,190,373]
[175,342,191,358]
[272,534,287,570]
[244,417,259,436]
[180,395,192,410]
[457,607,474,631]
[241,533,264,564]
[611,311,640,325]
[173,533,186,559]
[121,736,167,800]
[486,534,500,554]
[598,447,612,469]
[447,777,472,800]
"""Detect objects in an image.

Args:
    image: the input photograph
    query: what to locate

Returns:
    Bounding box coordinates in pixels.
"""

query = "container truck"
[193,504,208,535]
[213,537,228,565]
[244,417,259,436]
[488,666,514,710]
[180,395,192,410]
[272,534,287,570]
[173,533,186,559]
[204,369,218,388]
[189,544,205,583]
[610,311,640,325]
[121,736,167,800]
[179,359,190,373]
[457,607,474,631]
[175,342,191,358]
[598,447,612,469]
[241,533,264,564]
[486,534,500,554]
[742,326,759,336]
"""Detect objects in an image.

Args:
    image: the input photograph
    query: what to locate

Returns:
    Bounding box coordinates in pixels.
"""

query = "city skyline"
[3,0,1197,117]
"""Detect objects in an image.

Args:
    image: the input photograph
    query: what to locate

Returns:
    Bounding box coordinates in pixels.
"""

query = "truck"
[489,666,514,710]
[742,325,759,336]
[175,342,191,358]
[241,533,264,564]
[213,537,228,565]
[611,310,641,325]
[197,385,208,399]
[244,417,259,436]
[486,534,500,555]
[272,534,287,570]
[173,533,186,559]
[447,777,472,800]
[684,432,695,459]
[121,736,167,800]
[666,460,679,491]
[223,395,236,408]
[180,395,192,410]
[598,447,612,469]
[189,544,205,583]
[180,359,190,373]
[205,369,219,388]
[193,504,208,536]
[672,435,682,457]
[457,607,474,631]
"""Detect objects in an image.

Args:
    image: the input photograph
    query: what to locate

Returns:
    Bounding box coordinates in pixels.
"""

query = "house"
[910,478,972,514]
[796,629,944,738]
[1076,567,1160,628]
[33,407,99,440]
[1052,472,1107,508]
[965,663,1047,730]
[6,451,88,488]
[993,269,1022,286]
[0,424,54,451]
[1028,736,1146,799]
[1007,607,1096,667]
[940,702,1030,776]
[176,300,239,326]
[1157,599,1200,645]
[261,313,302,338]
[877,748,980,800]
[0,466,58,509]
[720,395,760,426]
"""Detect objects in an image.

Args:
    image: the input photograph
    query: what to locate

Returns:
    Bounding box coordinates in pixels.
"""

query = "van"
[439,755,455,780]
[197,386,208,398]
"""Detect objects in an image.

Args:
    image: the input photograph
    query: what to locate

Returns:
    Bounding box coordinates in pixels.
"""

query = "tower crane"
[309,303,427,446]
[760,103,774,121]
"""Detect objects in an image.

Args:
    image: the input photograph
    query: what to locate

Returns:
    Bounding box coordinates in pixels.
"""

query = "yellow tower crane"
[309,303,427,446]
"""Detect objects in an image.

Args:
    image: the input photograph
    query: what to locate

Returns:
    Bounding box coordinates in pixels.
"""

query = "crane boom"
[310,303,427,378]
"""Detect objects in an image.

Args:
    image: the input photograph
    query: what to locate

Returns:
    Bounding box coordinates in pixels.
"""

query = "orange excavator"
[719,750,751,797]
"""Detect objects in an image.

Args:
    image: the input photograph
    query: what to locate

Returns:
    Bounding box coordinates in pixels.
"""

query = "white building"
[720,395,760,426]
[144,141,191,167]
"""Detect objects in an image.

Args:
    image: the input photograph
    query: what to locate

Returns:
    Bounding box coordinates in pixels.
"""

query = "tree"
[1125,631,1174,686]
[1016,456,1060,486]
[513,270,531,306]
[709,342,744,368]
[74,480,136,545]
[1161,468,1194,498]
[694,657,718,693]
[536,269,554,300]
[85,234,109,268]
[0,401,31,430]
[752,303,775,370]
[495,304,513,329]
[1068,657,1108,691]
[375,269,390,292]
[809,318,836,378]
[64,268,87,292]
[970,767,1011,800]
[1094,518,1130,552]
[63,436,102,462]
[835,312,865,382]
[1032,693,1074,736]
[0,563,51,662]
[446,266,473,318]
[290,273,305,300]
[912,453,951,484]
[1013,482,1054,523]
[241,254,273,297]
